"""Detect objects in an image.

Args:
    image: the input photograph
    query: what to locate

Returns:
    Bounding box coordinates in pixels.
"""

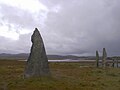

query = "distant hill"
[0,53,100,60]
[0,53,29,60]
[47,55,81,60]
[0,53,81,60]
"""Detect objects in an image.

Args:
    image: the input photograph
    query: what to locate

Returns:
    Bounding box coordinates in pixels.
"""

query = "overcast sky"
[0,0,120,56]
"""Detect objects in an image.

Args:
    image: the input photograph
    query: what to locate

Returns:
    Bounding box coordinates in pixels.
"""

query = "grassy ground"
[0,60,120,90]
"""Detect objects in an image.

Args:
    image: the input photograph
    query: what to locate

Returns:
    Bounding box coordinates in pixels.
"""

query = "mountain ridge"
[0,53,93,60]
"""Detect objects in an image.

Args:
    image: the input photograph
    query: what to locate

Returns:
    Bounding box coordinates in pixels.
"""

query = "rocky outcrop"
[24,28,50,78]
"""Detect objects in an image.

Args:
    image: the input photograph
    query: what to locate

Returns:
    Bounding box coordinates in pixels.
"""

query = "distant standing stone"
[24,28,50,78]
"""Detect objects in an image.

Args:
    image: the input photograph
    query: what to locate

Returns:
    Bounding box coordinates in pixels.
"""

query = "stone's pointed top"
[34,28,40,34]
[31,28,42,43]
[35,28,39,31]
[32,28,41,37]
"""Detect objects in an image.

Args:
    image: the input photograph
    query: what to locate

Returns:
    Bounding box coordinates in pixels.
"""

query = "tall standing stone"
[96,50,99,67]
[102,48,107,68]
[24,28,50,78]
[112,59,115,67]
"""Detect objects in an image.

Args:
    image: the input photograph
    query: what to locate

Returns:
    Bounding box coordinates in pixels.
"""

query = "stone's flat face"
[24,28,50,78]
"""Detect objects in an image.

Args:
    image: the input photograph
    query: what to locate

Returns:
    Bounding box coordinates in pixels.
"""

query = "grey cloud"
[0,0,120,56]
[0,33,31,54]
[41,0,120,56]
[0,4,44,30]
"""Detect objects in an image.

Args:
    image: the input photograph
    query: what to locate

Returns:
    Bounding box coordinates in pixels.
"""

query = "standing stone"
[116,59,119,68]
[96,50,99,67]
[102,48,107,68]
[112,59,115,67]
[24,28,50,78]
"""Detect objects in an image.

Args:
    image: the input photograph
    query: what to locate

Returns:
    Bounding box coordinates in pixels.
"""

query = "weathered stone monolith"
[24,28,50,78]
[112,59,115,67]
[96,50,99,67]
[102,48,107,68]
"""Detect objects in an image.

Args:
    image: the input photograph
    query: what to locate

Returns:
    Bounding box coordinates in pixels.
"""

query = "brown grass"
[0,60,120,90]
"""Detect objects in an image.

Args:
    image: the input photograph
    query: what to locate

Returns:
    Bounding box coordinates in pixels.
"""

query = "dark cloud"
[42,0,120,56]
[0,0,120,56]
